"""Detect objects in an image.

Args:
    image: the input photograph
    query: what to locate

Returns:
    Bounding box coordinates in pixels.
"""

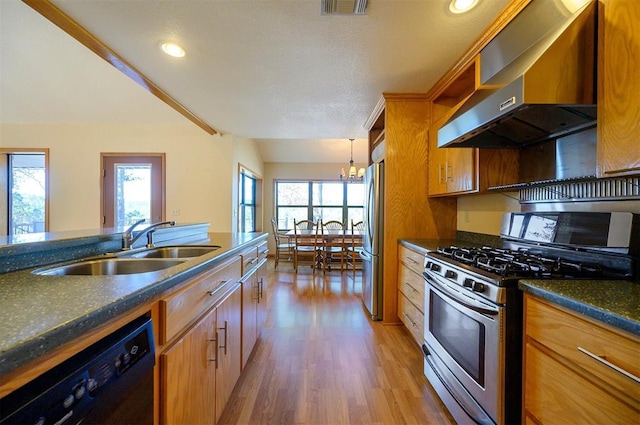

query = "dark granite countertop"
[519,280,640,336]
[0,231,268,377]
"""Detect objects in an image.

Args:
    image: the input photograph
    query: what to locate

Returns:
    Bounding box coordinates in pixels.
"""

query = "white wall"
[0,123,237,232]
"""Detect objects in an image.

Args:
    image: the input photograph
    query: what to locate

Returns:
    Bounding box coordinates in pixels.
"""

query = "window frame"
[274,180,364,231]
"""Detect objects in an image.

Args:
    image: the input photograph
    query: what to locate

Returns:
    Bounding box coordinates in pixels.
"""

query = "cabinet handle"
[208,279,231,296]
[445,161,451,182]
[405,256,419,265]
[258,277,264,302]
[438,165,443,183]
[577,346,640,383]
[208,331,218,368]
[250,258,258,264]
[402,312,417,328]
[218,320,228,355]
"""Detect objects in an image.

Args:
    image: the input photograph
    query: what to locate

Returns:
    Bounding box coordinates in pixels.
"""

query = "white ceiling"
[0,0,511,163]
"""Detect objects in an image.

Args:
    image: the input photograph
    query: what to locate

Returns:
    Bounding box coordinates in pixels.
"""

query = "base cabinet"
[215,284,242,424]
[397,244,425,346]
[160,282,243,425]
[159,240,267,425]
[161,307,217,425]
[241,268,259,369]
[256,259,268,333]
[241,258,268,369]
[523,295,640,424]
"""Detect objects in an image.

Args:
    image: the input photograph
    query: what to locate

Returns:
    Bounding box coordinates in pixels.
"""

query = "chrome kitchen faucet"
[122,219,176,250]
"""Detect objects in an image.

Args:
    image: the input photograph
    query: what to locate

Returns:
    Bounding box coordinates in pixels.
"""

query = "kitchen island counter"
[0,231,267,378]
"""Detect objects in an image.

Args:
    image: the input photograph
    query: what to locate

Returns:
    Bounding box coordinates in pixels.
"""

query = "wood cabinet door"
[241,268,258,369]
[161,307,216,425]
[597,0,640,177]
[428,104,476,196]
[256,260,268,332]
[446,148,476,193]
[428,124,448,196]
[215,283,242,423]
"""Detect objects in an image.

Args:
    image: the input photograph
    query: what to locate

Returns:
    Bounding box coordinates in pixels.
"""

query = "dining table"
[285,227,363,271]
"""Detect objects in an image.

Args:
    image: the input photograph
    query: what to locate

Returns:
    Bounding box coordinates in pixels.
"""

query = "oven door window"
[430,291,485,385]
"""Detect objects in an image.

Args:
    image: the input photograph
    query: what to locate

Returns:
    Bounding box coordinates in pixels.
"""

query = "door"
[102,154,165,228]
[161,307,216,425]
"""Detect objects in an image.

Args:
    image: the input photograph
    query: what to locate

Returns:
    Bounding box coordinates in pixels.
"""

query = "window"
[240,170,257,232]
[275,181,364,230]
[1,150,48,236]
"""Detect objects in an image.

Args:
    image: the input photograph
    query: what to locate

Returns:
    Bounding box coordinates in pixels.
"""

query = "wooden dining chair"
[271,217,293,269]
[319,220,346,272]
[292,219,321,272]
[345,220,364,275]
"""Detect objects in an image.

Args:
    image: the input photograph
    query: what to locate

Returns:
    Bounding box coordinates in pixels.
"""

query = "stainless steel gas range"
[421,212,639,425]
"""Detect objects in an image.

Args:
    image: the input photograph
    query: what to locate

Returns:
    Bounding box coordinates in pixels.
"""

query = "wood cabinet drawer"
[398,265,425,313]
[257,241,268,260]
[525,296,640,402]
[398,292,424,346]
[240,246,259,276]
[160,256,241,344]
[524,341,639,424]
[398,245,424,275]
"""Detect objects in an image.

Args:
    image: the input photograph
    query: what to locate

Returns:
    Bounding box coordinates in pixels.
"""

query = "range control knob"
[472,282,486,293]
[63,394,75,409]
[430,263,441,272]
[463,278,474,288]
[445,270,457,280]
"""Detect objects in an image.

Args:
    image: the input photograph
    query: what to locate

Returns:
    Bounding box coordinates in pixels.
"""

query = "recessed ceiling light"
[160,42,185,58]
[449,0,480,14]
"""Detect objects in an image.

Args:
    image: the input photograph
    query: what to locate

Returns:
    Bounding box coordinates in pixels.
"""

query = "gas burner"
[433,245,610,280]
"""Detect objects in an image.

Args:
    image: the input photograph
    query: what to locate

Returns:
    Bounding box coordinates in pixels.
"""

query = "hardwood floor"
[218,260,454,425]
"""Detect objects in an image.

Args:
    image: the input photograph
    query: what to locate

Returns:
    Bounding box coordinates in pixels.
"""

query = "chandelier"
[339,138,365,181]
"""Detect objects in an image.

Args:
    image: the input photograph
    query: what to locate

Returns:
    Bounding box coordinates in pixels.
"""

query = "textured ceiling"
[0,0,512,162]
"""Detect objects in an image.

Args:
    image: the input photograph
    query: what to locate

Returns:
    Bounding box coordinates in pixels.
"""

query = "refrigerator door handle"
[359,250,372,261]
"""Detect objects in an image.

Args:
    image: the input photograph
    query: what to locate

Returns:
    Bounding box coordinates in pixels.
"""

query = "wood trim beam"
[22,0,218,135]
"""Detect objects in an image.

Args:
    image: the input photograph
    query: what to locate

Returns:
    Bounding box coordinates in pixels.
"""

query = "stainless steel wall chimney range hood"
[438,0,597,149]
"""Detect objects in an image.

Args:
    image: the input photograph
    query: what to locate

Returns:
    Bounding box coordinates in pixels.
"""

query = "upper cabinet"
[597,0,640,177]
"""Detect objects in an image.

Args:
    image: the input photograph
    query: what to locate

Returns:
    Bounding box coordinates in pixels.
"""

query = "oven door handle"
[423,271,498,316]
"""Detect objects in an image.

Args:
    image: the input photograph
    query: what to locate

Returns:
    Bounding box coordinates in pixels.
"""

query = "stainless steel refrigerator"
[360,161,384,320]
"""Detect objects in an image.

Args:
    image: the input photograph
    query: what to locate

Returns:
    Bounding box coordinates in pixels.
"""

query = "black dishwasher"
[0,314,155,425]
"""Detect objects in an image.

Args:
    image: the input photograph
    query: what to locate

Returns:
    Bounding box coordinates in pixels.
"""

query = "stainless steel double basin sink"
[33,246,221,276]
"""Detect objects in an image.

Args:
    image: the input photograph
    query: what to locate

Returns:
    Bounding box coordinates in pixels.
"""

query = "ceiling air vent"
[321,0,368,15]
